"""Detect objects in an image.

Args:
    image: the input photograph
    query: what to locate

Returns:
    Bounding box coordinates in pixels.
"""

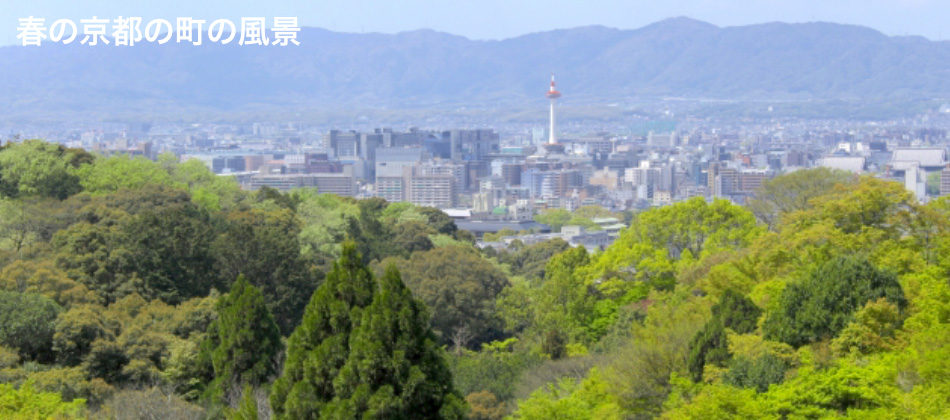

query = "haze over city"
[3,0,950,46]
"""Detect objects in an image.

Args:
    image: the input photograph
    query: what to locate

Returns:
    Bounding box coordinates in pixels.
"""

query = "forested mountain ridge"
[2,140,950,418]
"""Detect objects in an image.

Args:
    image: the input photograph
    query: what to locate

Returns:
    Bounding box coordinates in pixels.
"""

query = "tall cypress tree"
[270,243,465,419]
[197,275,283,404]
[270,241,376,419]
[324,265,465,418]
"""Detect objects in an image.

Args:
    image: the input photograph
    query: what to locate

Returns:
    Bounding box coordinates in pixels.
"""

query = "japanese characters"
[16,16,301,46]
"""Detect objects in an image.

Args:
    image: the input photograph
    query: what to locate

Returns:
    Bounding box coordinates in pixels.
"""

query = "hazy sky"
[2,0,948,46]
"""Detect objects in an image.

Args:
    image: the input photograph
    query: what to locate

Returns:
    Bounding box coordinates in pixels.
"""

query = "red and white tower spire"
[545,74,562,145]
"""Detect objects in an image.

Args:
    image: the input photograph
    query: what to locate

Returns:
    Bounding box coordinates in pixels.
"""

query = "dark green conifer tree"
[270,242,465,419]
[687,288,762,382]
[323,265,465,419]
[269,241,376,419]
[764,255,905,347]
[198,275,283,404]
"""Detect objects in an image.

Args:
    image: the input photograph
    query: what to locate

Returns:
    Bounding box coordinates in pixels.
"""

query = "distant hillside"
[2,17,950,118]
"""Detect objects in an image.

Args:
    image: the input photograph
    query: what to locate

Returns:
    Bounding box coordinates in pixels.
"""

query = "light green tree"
[534,209,572,232]
[0,139,83,199]
[75,155,177,194]
[0,382,86,419]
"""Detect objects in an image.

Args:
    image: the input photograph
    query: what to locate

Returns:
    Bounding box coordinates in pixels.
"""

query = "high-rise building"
[658,166,676,196]
[941,167,950,196]
[715,167,740,197]
[447,129,500,162]
[328,130,360,158]
[419,162,466,196]
[707,162,720,197]
[739,170,769,193]
[376,176,405,203]
[248,166,357,196]
[375,147,425,178]
[407,170,456,208]
[501,163,523,186]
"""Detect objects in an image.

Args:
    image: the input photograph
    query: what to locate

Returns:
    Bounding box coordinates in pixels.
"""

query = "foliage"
[0,197,66,254]
[99,387,205,420]
[322,265,465,418]
[542,330,568,360]
[714,288,762,335]
[763,255,906,347]
[466,390,506,420]
[348,197,399,262]
[197,275,282,405]
[722,354,788,392]
[746,167,854,229]
[51,186,220,305]
[214,208,318,334]
[498,246,611,348]
[225,385,262,420]
[686,320,729,383]
[533,209,572,233]
[0,291,61,362]
[52,304,113,365]
[506,368,624,420]
[495,238,571,280]
[483,229,517,242]
[419,206,459,237]
[270,243,464,419]
[0,260,98,307]
[830,298,903,355]
[764,356,902,418]
[581,198,762,298]
[296,190,359,260]
[661,376,767,419]
[0,140,83,200]
[391,246,510,348]
[448,339,541,402]
[573,205,617,220]
[27,366,113,406]
[269,241,375,418]
[431,233,475,249]
[117,197,219,303]
[0,382,86,419]
[5,140,950,419]
[605,292,710,418]
[686,289,762,381]
[566,216,600,231]
[927,171,941,196]
[392,220,436,256]
[164,155,245,213]
[75,155,177,195]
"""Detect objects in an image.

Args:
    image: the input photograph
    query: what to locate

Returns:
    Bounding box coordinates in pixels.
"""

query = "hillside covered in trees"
[3,140,950,419]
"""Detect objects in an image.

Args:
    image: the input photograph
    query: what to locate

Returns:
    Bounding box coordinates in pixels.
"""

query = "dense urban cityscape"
[6,81,950,252]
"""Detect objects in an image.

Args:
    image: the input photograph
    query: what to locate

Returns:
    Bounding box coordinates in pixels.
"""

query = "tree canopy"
[270,242,464,419]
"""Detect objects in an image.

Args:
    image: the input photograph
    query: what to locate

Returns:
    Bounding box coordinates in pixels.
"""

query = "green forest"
[2,139,950,419]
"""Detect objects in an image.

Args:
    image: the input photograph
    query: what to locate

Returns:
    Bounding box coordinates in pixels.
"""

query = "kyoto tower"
[545,75,561,145]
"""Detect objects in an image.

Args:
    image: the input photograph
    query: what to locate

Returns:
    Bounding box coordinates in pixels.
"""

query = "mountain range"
[2,17,950,119]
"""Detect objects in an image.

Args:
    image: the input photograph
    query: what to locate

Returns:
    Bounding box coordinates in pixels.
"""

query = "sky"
[2,0,949,46]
